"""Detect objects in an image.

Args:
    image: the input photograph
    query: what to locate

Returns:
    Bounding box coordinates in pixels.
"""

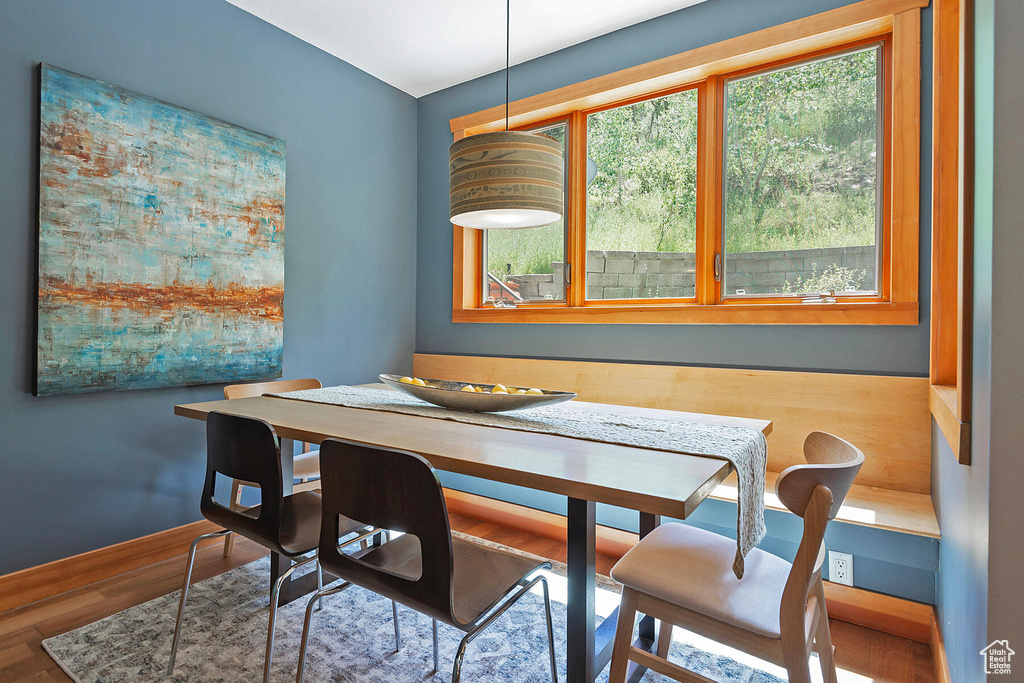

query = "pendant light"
[448,0,564,230]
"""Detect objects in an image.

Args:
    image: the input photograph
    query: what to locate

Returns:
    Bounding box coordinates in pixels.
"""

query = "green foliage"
[782,263,869,294]
[486,45,882,286]
[586,89,699,254]
[486,220,564,276]
[724,47,880,258]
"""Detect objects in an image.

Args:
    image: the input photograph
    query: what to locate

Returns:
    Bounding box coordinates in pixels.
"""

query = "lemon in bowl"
[378,374,576,413]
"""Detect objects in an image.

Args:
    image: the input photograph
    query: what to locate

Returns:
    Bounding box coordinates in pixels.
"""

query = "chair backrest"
[316,438,456,625]
[776,432,864,654]
[775,431,865,520]
[223,378,322,400]
[200,411,285,546]
[224,379,322,453]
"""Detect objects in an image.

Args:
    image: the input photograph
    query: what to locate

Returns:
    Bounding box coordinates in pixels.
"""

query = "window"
[723,46,882,298]
[451,0,924,325]
[483,122,567,304]
[586,89,698,301]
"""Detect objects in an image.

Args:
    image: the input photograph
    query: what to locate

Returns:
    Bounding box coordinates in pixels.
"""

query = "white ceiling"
[226,0,709,98]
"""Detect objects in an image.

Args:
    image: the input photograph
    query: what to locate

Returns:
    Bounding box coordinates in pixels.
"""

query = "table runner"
[269,384,767,578]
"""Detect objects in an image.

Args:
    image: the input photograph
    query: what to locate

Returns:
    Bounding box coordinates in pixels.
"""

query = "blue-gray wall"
[0,0,417,574]
[933,1,1024,680]
[416,0,937,604]
[4,1,1014,675]
[416,0,932,376]
[930,5,991,677]
[983,0,1024,672]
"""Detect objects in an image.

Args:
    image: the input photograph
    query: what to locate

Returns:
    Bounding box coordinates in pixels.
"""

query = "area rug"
[42,536,786,682]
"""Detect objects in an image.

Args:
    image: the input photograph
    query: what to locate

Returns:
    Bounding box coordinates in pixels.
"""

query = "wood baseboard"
[444,487,934,644]
[0,519,222,614]
[931,608,953,683]
[822,581,932,644]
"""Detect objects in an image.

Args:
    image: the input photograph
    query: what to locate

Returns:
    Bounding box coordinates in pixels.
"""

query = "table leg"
[625,512,663,683]
[269,439,314,606]
[566,497,597,683]
[636,512,661,643]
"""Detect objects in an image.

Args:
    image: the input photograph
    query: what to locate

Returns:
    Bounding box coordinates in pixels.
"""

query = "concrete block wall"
[722,245,876,296]
[506,246,875,300]
[586,251,696,299]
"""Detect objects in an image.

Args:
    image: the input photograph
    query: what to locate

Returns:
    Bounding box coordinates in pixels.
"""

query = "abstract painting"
[36,65,285,396]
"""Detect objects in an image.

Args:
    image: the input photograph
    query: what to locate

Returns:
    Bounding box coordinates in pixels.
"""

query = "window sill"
[930,384,971,464]
[452,301,918,325]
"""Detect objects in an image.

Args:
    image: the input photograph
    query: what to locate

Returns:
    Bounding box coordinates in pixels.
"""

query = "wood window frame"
[929,0,973,464]
[451,0,926,325]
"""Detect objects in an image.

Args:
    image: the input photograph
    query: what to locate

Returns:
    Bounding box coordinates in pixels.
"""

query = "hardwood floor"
[0,515,934,682]
[0,538,268,682]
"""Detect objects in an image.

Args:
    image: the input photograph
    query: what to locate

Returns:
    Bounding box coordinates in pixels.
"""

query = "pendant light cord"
[505,0,510,131]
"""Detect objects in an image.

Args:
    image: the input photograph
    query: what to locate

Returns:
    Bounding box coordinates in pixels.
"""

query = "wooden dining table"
[175,386,771,683]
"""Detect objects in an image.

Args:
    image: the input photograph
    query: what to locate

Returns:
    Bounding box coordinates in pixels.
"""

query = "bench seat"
[712,471,939,538]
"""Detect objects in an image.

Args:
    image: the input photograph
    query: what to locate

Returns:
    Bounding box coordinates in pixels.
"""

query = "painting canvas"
[36,65,285,396]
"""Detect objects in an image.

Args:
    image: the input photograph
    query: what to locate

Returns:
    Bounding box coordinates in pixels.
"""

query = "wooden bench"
[414,353,937,539]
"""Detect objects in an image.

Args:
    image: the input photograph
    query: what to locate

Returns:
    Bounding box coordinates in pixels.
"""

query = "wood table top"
[175,389,771,519]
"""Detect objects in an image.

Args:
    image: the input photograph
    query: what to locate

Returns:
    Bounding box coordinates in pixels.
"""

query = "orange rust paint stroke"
[39,277,284,323]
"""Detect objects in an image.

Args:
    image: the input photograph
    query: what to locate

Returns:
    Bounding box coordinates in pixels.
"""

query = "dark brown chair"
[221,378,325,558]
[294,439,558,683]
[167,412,381,683]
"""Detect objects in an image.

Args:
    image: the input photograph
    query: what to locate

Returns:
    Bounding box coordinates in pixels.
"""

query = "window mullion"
[697,77,722,305]
[567,110,587,307]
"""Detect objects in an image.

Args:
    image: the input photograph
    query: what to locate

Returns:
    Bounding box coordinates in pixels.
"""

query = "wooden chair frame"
[608,432,863,683]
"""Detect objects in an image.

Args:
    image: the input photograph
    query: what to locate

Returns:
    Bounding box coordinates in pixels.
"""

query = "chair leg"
[656,619,673,659]
[451,632,471,683]
[813,581,838,683]
[782,639,814,683]
[264,555,316,683]
[540,576,558,683]
[316,562,324,612]
[295,581,351,683]
[392,600,402,652]
[607,587,640,683]
[223,479,243,557]
[450,574,557,683]
[168,529,230,674]
[432,619,439,672]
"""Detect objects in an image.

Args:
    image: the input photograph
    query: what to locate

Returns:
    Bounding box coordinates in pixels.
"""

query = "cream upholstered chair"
[607,432,864,683]
[221,378,324,557]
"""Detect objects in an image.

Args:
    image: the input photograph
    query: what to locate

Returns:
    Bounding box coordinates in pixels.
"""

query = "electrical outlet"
[829,551,854,586]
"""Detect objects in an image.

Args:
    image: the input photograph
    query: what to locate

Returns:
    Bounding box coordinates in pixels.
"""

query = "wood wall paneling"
[414,354,931,494]
[929,0,974,465]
